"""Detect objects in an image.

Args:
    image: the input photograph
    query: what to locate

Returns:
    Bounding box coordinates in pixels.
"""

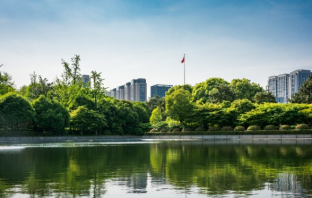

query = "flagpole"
[184,54,185,85]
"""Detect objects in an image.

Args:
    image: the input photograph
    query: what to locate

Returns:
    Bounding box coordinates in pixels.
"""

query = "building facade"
[289,69,311,98]
[277,74,289,103]
[150,84,173,98]
[109,78,147,102]
[81,75,90,87]
[130,78,147,102]
[267,69,311,103]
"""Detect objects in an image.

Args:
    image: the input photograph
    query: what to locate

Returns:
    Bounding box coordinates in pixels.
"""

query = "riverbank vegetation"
[1,56,312,136]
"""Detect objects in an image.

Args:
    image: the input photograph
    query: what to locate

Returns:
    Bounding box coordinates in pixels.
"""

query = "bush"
[160,128,168,132]
[152,121,168,131]
[195,127,206,131]
[234,126,245,131]
[172,128,181,132]
[221,126,233,131]
[280,125,291,130]
[182,128,193,132]
[247,125,260,131]
[208,126,220,131]
[296,124,310,130]
[133,128,144,135]
[263,125,277,130]
[150,129,158,133]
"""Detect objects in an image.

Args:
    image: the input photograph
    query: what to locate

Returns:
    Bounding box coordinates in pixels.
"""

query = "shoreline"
[0,134,312,144]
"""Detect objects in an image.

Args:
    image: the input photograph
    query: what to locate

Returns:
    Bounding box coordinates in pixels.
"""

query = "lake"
[0,140,312,197]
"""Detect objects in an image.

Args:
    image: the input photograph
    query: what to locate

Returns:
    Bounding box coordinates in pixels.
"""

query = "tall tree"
[192,78,229,103]
[209,84,236,103]
[166,89,193,126]
[90,70,105,108]
[0,65,15,95]
[25,72,53,100]
[230,78,264,101]
[52,55,83,107]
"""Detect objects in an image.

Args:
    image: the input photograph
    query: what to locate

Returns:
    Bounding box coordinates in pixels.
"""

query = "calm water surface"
[0,140,312,198]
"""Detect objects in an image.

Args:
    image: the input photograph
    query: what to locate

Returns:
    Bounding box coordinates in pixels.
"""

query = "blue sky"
[1,0,312,96]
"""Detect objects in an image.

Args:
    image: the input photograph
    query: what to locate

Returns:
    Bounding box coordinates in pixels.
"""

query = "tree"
[254,91,276,103]
[69,95,96,111]
[0,93,34,130]
[70,106,107,135]
[290,75,312,104]
[209,84,235,103]
[193,103,231,128]
[0,65,15,95]
[150,107,162,126]
[90,70,106,108]
[230,79,264,101]
[146,95,166,112]
[32,95,70,134]
[166,89,193,126]
[133,102,150,123]
[52,55,84,107]
[192,78,229,103]
[239,103,309,128]
[25,72,53,100]
[166,84,193,96]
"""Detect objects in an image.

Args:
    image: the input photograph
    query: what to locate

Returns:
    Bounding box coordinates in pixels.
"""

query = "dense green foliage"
[70,106,107,135]
[0,65,15,95]
[150,107,162,126]
[0,93,34,130]
[1,56,312,135]
[32,96,69,134]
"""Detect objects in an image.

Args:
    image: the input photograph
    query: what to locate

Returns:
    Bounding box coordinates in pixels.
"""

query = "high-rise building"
[277,74,289,103]
[82,75,90,87]
[117,85,125,100]
[267,76,278,99]
[124,82,131,101]
[289,69,311,98]
[267,69,311,103]
[130,78,147,102]
[150,84,173,98]
[112,88,117,98]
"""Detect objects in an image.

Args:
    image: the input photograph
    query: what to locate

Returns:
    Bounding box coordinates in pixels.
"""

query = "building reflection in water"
[270,173,305,197]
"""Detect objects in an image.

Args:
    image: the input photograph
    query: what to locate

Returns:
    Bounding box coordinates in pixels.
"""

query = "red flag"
[181,57,185,63]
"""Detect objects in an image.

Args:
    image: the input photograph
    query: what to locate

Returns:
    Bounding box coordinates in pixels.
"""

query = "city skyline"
[1,0,312,93]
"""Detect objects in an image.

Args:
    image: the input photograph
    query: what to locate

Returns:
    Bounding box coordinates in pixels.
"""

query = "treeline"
[0,56,151,135]
[150,76,312,132]
[1,56,312,135]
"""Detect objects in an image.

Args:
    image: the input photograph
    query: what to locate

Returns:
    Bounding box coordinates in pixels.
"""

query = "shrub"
[280,125,291,130]
[263,125,277,130]
[234,126,245,131]
[295,124,310,130]
[133,128,144,135]
[172,128,181,132]
[208,126,220,131]
[152,121,168,131]
[150,129,158,133]
[195,127,206,131]
[182,128,193,132]
[221,126,233,131]
[247,125,260,131]
[160,128,168,132]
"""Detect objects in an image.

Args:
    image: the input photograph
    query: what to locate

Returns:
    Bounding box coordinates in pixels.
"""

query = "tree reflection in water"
[0,141,311,197]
